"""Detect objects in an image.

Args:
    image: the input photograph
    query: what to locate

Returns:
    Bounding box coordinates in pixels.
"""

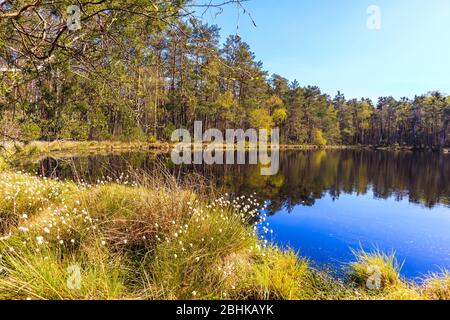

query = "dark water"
[25,150,450,280]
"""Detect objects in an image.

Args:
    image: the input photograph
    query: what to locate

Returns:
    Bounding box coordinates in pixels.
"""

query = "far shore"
[1,140,448,161]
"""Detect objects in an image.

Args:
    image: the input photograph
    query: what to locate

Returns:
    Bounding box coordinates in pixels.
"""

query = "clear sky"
[203,0,450,102]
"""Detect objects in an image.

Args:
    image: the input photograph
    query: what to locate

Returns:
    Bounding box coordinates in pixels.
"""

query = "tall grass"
[0,244,127,300]
[0,171,77,234]
[0,167,448,300]
[348,248,427,300]
[422,271,450,300]
[148,200,258,299]
[349,248,403,288]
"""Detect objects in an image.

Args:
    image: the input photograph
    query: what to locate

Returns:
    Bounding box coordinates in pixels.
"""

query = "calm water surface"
[25,150,450,280]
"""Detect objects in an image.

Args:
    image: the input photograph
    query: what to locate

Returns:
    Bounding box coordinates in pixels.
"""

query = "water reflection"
[30,150,450,211]
[24,149,450,278]
[266,192,450,279]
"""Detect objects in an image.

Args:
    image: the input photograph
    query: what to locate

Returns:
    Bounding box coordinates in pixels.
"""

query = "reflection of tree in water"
[31,150,450,212]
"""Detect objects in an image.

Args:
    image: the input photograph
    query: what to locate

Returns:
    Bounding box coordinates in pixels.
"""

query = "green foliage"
[59,118,89,141]
[0,156,8,171]
[272,108,287,126]
[162,123,177,141]
[313,129,327,146]
[20,120,41,141]
[216,91,236,124]
[0,2,448,147]
[0,171,76,233]
[266,95,284,109]
[122,126,146,142]
[249,108,273,131]
[147,134,157,143]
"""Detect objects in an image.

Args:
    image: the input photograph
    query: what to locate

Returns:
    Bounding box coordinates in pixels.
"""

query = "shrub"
[313,129,327,146]
[147,134,157,143]
[20,120,41,141]
[272,108,287,126]
[162,123,176,141]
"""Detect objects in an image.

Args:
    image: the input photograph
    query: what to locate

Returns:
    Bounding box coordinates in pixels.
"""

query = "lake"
[23,149,450,280]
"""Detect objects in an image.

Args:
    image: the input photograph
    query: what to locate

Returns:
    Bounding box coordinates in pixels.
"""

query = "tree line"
[1,1,449,148]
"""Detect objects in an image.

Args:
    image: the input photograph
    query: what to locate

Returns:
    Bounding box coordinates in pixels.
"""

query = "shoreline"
[1,140,447,158]
[0,141,447,167]
[0,169,448,300]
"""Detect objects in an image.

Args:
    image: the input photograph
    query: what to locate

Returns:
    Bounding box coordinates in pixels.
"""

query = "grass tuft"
[422,271,450,300]
[349,248,403,290]
[0,170,448,300]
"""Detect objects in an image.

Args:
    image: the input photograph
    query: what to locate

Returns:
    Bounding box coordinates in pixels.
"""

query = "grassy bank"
[0,169,449,300]
[2,140,349,154]
[1,140,171,161]
[0,140,349,166]
[2,140,445,165]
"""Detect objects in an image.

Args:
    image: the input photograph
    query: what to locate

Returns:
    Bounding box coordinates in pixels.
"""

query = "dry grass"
[0,167,448,300]
[349,248,403,289]
[0,140,170,163]
[422,271,450,300]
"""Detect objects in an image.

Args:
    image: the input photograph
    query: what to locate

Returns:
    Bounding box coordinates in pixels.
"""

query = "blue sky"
[203,0,450,102]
